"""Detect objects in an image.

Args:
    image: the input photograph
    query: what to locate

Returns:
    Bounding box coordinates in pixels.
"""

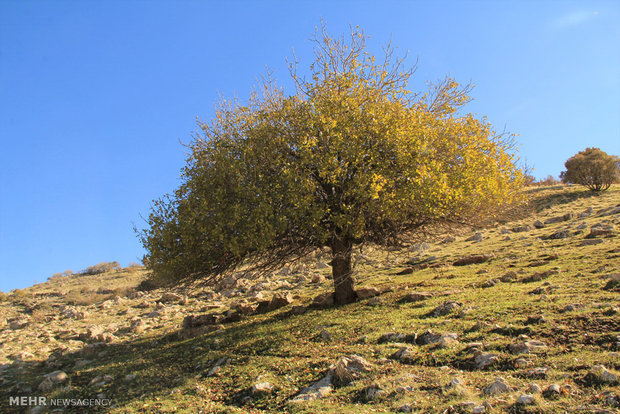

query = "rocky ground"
[0,185,618,413]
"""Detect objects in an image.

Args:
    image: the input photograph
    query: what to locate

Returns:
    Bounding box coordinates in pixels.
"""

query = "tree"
[139,25,524,305]
[560,147,620,192]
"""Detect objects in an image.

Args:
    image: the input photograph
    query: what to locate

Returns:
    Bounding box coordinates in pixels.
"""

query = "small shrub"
[560,147,620,192]
[0,291,7,302]
[79,261,121,276]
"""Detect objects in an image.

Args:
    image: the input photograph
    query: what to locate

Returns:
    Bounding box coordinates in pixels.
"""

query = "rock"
[398,404,414,412]
[182,313,223,329]
[544,213,574,225]
[527,383,542,394]
[356,287,380,299]
[290,373,333,402]
[516,394,536,405]
[584,365,619,386]
[9,317,29,330]
[130,318,146,334]
[509,340,547,355]
[481,278,499,288]
[546,229,570,239]
[364,383,385,401]
[311,274,325,283]
[526,367,549,378]
[441,235,456,244]
[319,329,332,341]
[401,291,433,302]
[578,207,594,218]
[391,347,416,364]
[484,377,512,395]
[330,355,373,385]
[431,301,462,316]
[445,377,468,396]
[587,223,616,238]
[158,292,183,303]
[290,305,307,315]
[466,233,484,242]
[474,352,499,370]
[251,382,274,395]
[525,315,547,325]
[533,220,545,229]
[378,332,412,344]
[522,269,558,283]
[543,384,562,399]
[580,239,604,246]
[311,292,334,308]
[62,306,88,320]
[366,296,383,306]
[513,225,532,232]
[453,254,493,266]
[396,267,414,275]
[38,377,54,392]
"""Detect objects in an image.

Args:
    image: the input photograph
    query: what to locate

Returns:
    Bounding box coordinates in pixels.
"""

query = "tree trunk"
[330,237,357,305]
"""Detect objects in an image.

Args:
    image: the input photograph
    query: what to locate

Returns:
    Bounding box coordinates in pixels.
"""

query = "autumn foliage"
[139,25,524,304]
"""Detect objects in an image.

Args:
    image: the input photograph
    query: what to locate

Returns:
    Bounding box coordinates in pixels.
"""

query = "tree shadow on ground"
[526,186,599,214]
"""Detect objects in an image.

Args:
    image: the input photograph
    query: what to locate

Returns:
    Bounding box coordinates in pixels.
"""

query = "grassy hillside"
[1,185,618,413]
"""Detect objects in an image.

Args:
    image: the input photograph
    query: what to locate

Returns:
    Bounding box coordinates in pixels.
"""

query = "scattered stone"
[578,207,594,218]
[484,377,512,395]
[527,383,542,394]
[378,332,413,344]
[356,287,380,299]
[290,374,333,402]
[330,355,373,385]
[466,233,484,242]
[391,347,416,364]
[504,270,522,282]
[453,254,493,266]
[9,318,29,330]
[516,394,536,405]
[522,269,559,283]
[543,384,562,399]
[266,293,293,311]
[513,225,532,232]
[311,274,325,284]
[525,315,547,325]
[509,340,548,355]
[62,306,88,320]
[311,292,334,308]
[130,318,146,334]
[401,291,434,302]
[431,301,462,316]
[546,229,570,240]
[363,383,385,401]
[544,213,574,225]
[366,296,383,306]
[251,382,274,396]
[526,367,549,378]
[396,268,414,275]
[182,313,223,329]
[441,235,456,244]
[481,278,499,288]
[584,365,618,386]
[533,220,545,229]
[587,223,616,238]
[158,292,183,303]
[474,352,499,370]
[580,239,604,246]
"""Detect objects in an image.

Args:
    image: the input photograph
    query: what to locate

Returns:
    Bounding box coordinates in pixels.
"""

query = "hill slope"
[1,185,619,413]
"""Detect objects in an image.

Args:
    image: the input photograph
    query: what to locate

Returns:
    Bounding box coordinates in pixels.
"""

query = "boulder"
[251,382,274,396]
[516,394,536,405]
[311,292,334,308]
[483,377,512,395]
[544,213,574,225]
[356,287,380,299]
[453,254,493,266]
[509,340,547,355]
[584,365,618,386]
[473,352,499,370]
[330,355,373,385]
[290,373,333,402]
[431,301,462,317]
[401,291,433,302]
[268,293,293,311]
[587,223,616,238]
[465,233,483,242]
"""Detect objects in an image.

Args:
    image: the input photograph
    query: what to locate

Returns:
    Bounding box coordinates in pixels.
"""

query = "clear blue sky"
[1,1,619,292]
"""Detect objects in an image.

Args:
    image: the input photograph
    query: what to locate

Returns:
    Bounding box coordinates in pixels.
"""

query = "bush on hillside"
[79,261,121,276]
[560,148,620,192]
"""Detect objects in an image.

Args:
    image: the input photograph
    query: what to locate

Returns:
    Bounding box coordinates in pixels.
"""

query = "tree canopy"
[560,147,619,192]
[139,25,524,304]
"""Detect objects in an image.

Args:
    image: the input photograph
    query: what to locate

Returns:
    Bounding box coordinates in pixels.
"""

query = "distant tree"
[560,148,620,192]
[139,25,524,305]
